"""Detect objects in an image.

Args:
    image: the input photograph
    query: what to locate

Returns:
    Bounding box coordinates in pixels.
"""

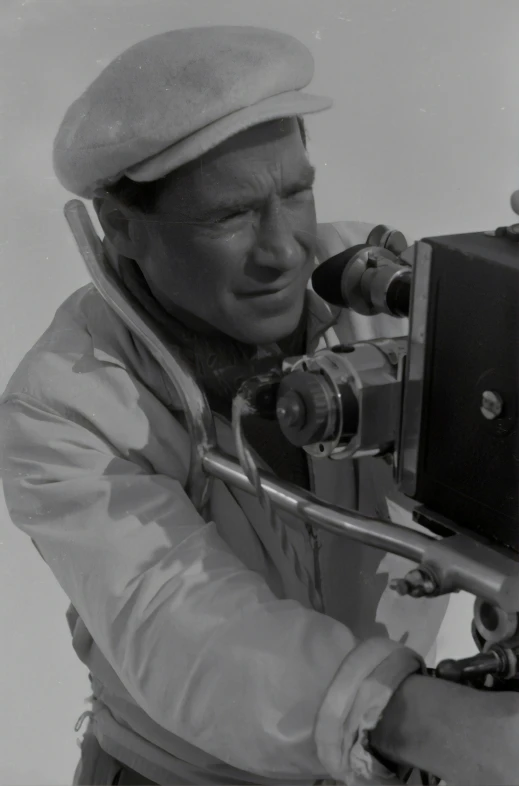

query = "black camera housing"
[404,232,519,551]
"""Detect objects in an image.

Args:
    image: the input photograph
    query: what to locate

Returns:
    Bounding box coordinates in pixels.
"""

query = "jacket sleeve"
[0,390,423,783]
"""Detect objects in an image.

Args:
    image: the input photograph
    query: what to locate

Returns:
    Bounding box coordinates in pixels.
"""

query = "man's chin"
[232,311,304,347]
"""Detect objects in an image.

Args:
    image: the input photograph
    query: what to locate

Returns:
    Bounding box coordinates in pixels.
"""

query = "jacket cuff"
[314,637,425,784]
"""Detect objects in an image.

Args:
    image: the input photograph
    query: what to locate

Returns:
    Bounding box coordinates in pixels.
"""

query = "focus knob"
[276,372,331,447]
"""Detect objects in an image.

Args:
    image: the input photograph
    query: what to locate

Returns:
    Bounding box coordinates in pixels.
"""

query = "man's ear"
[93,194,145,259]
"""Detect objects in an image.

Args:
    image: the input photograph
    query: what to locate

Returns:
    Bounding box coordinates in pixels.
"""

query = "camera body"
[273,228,519,555]
[400,232,519,551]
[253,225,519,689]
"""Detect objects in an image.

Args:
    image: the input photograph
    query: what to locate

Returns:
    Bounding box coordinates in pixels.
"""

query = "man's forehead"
[160,122,313,211]
[190,153,314,193]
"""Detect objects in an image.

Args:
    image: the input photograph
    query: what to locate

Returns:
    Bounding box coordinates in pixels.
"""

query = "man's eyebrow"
[281,162,316,194]
[194,163,317,220]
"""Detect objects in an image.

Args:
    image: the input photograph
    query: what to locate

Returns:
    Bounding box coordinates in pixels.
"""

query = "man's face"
[132,118,318,345]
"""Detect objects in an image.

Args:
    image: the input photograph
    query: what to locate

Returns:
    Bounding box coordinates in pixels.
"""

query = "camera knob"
[276,373,331,447]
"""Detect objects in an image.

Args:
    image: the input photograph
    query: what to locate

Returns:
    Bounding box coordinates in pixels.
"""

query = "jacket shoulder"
[2,286,95,400]
[0,286,180,464]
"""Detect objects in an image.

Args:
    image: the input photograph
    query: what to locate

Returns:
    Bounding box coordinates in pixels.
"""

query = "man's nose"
[252,199,305,272]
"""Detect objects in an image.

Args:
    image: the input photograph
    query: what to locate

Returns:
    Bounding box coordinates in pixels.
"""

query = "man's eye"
[286,187,313,199]
[214,209,252,224]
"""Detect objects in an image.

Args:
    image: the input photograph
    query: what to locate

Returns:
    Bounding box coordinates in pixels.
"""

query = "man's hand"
[369,674,519,785]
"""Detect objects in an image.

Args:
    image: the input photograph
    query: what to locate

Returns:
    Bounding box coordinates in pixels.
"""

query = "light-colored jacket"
[0,220,448,785]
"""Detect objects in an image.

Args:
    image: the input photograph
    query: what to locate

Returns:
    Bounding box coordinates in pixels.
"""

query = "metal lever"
[436,642,519,685]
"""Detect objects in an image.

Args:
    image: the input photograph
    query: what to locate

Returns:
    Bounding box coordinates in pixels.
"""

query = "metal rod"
[203,450,519,610]
[203,449,433,562]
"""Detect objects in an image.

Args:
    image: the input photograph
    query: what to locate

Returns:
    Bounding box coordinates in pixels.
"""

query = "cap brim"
[125,90,333,183]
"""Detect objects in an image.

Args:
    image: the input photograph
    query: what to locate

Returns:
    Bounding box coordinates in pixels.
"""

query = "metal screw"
[390,578,412,596]
[481,390,504,421]
[389,569,438,598]
[276,393,304,427]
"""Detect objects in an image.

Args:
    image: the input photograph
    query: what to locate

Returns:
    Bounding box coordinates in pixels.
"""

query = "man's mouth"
[238,276,303,299]
[240,286,286,297]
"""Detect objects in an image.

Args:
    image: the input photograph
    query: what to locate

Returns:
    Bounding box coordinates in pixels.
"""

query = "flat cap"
[53,26,333,198]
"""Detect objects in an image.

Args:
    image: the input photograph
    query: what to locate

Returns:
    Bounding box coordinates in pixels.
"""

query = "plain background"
[1,1,519,783]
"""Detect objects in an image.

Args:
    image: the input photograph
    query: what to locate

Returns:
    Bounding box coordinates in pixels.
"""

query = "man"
[1,25,518,786]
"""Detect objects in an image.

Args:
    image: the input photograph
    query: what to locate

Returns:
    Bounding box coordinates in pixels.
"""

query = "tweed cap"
[53,26,333,198]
